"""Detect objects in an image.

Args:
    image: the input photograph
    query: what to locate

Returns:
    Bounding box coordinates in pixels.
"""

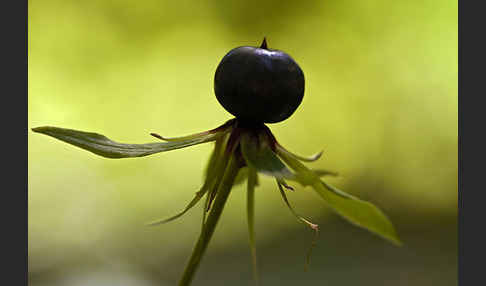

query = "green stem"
[178,153,241,286]
[247,168,259,285]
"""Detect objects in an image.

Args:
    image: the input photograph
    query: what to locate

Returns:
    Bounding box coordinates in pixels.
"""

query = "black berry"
[214,38,305,124]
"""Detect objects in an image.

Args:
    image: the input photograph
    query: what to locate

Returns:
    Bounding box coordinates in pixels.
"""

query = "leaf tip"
[150,132,164,140]
[31,126,44,133]
[32,126,57,135]
[144,218,173,227]
[144,220,162,227]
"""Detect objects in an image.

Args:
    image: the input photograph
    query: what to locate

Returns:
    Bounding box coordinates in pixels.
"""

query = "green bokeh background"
[28,0,457,285]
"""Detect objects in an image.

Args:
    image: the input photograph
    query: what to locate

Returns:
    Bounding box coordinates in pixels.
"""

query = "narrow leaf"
[277,181,316,228]
[204,134,231,214]
[201,192,210,231]
[150,131,211,142]
[204,135,228,179]
[147,136,228,226]
[32,126,222,159]
[276,144,323,162]
[247,168,259,285]
[202,137,229,227]
[277,180,319,270]
[314,181,402,246]
[312,169,339,177]
[146,187,207,226]
[150,119,235,142]
[240,133,295,180]
[179,153,241,286]
[279,180,295,191]
[277,150,402,246]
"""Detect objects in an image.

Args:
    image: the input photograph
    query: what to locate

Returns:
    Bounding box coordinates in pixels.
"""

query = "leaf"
[201,192,211,231]
[277,150,402,246]
[147,135,228,226]
[179,152,241,286]
[151,118,235,142]
[204,135,228,180]
[314,181,402,246]
[278,179,295,191]
[312,169,339,177]
[205,153,231,212]
[32,126,223,159]
[276,144,323,162]
[277,180,318,229]
[146,187,207,226]
[150,131,211,142]
[202,136,230,225]
[277,149,340,191]
[247,168,259,284]
[276,180,318,270]
[240,133,295,180]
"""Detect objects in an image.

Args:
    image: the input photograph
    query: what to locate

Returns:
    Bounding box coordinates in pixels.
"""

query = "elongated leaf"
[278,179,295,191]
[240,133,294,180]
[314,181,402,246]
[277,180,318,230]
[179,153,241,286]
[202,136,230,227]
[147,136,228,226]
[276,144,323,162]
[151,119,235,142]
[204,135,228,179]
[247,168,258,284]
[32,126,222,159]
[205,153,230,212]
[150,131,209,142]
[277,150,341,191]
[277,150,402,246]
[312,169,339,177]
[146,187,207,226]
[277,180,319,269]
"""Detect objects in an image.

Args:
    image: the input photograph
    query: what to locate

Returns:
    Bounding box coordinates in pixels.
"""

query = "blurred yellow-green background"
[28,0,457,285]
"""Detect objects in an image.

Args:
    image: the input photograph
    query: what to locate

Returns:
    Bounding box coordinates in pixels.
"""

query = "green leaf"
[277,150,402,246]
[247,168,258,284]
[240,133,295,180]
[147,135,229,226]
[202,135,230,227]
[151,118,235,142]
[314,181,402,246]
[150,130,211,142]
[277,149,341,192]
[276,180,319,270]
[32,126,223,159]
[179,152,241,286]
[146,186,207,226]
[205,155,231,213]
[204,135,228,180]
[312,169,339,177]
[277,180,318,229]
[276,144,323,162]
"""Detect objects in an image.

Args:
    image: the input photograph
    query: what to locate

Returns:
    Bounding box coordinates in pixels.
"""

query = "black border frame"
[458,1,483,286]
[3,0,28,284]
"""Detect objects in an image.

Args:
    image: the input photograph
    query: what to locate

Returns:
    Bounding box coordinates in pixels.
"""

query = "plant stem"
[247,168,259,285]
[178,153,241,286]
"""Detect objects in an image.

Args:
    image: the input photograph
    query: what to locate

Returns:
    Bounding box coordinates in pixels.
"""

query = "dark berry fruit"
[214,38,305,124]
